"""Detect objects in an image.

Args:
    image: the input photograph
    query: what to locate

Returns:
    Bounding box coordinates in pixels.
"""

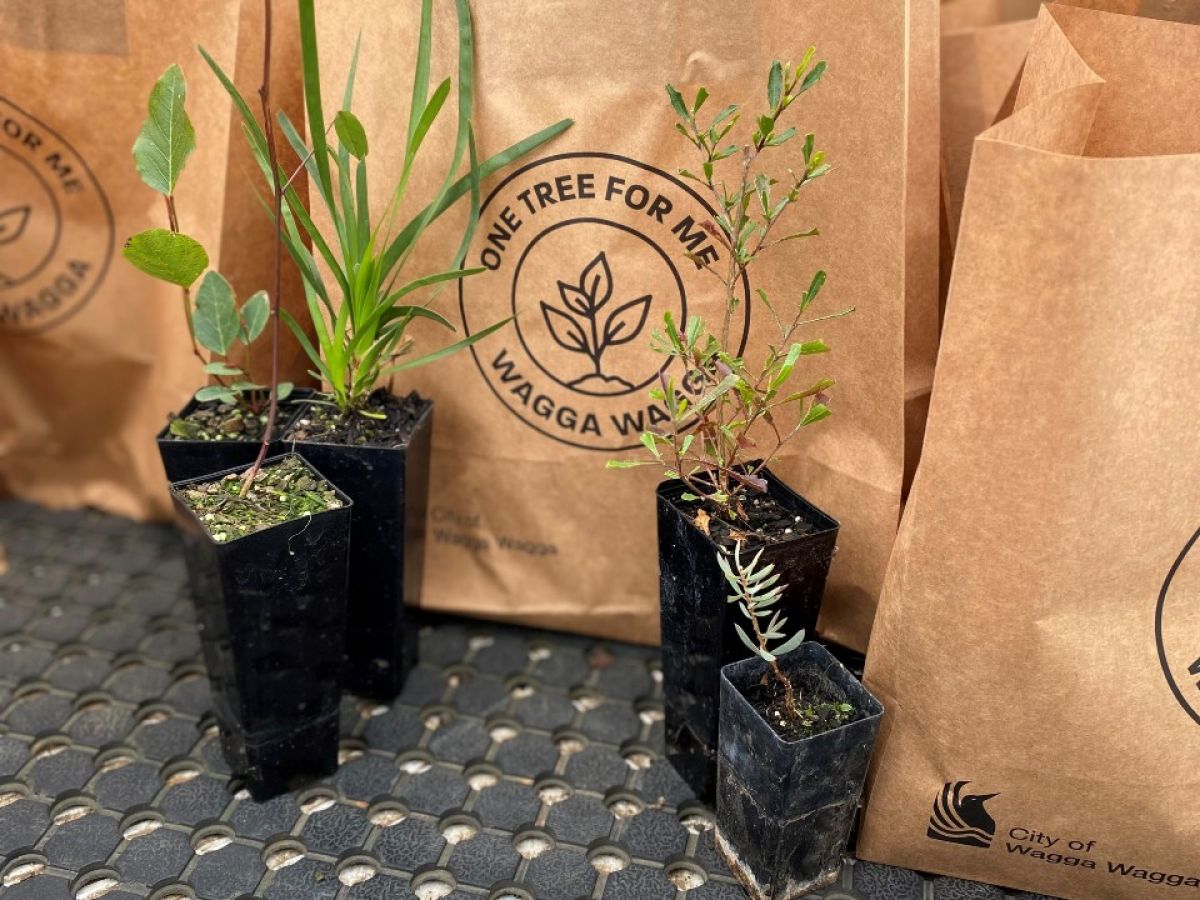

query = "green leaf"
[666,83,690,121]
[734,623,762,658]
[768,61,783,109]
[229,380,266,391]
[193,271,240,355]
[276,382,294,401]
[408,77,451,156]
[800,60,827,94]
[380,316,513,376]
[712,104,738,126]
[297,0,333,200]
[203,361,243,376]
[334,110,368,159]
[772,631,807,657]
[802,403,832,426]
[123,229,208,287]
[693,86,709,113]
[605,460,653,469]
[169,418,201,438]
[240,291,269,343]
[132,64,195,196]
[195,385,237,404]
[799,339,829,355]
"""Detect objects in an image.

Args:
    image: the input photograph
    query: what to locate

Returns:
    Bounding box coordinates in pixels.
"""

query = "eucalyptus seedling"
[608,55,852,524]
[124,64,290,437]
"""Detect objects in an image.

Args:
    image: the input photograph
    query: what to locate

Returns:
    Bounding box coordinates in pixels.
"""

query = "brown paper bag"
[858,6,1200,897]
[0,1,242,518]
[312,0,940,645]
[0,1,311,519]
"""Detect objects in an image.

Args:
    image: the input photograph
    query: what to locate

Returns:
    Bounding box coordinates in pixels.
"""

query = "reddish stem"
[240,0,282,495]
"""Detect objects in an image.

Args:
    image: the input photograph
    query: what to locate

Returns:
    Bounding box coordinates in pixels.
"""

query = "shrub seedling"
[609,55,852,527]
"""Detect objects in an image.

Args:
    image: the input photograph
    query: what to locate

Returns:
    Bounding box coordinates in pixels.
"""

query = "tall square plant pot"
[290,396,433,699]
[156,389,311,483]
[170,453,351,800]
[717,643,883,899]
[657,471,838,803]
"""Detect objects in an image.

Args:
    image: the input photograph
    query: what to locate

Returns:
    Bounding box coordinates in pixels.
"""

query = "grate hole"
[665,859,708,891]
[367,798,409,828]
[513,826,555,860]
[336,854,379,887]
[438,811,481,845]
[263,838,307,871]
[587,842,630,874]
[411,868,457,900]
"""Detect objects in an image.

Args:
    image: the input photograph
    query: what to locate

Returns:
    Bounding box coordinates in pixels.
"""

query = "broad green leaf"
[276,382,294,401]
[665,83,689,121]
[800,60,827,94]
[767,60,783,109]
[195,385,237,404]
[203,361,243,376]
[194,271,240,355]
[802,403,832,426]
[132,64,195,196]
[229,380,266,391]
[334,110,368,159]
[123,229,208,287]
[240,290,269,343]
[799,339,829,355]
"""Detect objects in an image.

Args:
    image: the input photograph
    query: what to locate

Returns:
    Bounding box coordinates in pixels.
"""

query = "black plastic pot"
[156,390,311,483]
[657,471,838,803]
[716,642,883,899]
[289,395,433,700]
[170,453,351,800]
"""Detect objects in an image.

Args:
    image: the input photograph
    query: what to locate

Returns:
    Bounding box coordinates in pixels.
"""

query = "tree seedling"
[609,55,852,526]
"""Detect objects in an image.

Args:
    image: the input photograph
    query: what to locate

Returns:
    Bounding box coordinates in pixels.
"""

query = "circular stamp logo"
[1156,526,1200,727]
[460,152,749,451]
[0,97,113,333]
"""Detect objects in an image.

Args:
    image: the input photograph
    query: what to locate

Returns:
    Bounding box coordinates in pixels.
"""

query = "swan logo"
[460,152,749,451]
[0,97,113,332]
[1156,526,1200,727]
[927,781,999,849]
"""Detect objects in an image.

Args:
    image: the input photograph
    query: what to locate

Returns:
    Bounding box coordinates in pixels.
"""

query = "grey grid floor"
[0,500,1053,900]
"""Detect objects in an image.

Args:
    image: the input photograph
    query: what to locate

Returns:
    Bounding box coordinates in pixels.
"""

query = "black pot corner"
[716,642,884,899]
[170,451,352,800]
[156,389,313,484]
[656,470,840,803]
[288,393,434,701]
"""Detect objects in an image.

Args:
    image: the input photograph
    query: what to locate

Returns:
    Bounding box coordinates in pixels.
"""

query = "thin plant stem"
[241,0,283,496]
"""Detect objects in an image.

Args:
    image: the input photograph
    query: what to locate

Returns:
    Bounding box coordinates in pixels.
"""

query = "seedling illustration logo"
[0,97,113,332]
[928,781,999,849]
[461,152,749,451]
[1156,525,1200,727]
[540,250,651,395]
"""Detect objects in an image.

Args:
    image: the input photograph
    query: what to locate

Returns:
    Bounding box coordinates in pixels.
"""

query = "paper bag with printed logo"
[0,1,308,520]
[313,0,940,645]
[858,7,1200,897]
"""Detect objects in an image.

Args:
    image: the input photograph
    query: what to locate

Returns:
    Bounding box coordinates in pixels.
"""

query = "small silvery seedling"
[609,55,852,527]
[124,64,292,439]
[718,542,852,733]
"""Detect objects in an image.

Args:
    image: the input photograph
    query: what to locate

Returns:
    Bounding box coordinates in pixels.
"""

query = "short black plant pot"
[657,471,838,803]
[287,392,433,700]
[156,389,311,483]
[716,642,883,899]
[170,453,351,800]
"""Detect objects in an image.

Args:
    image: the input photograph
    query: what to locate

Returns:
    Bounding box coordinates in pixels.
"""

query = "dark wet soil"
[284,389,429,448]
[743,663,863,741]
[680,491,819,548]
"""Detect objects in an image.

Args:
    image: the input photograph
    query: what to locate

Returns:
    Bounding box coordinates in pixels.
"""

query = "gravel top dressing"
[175,455,343,543]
